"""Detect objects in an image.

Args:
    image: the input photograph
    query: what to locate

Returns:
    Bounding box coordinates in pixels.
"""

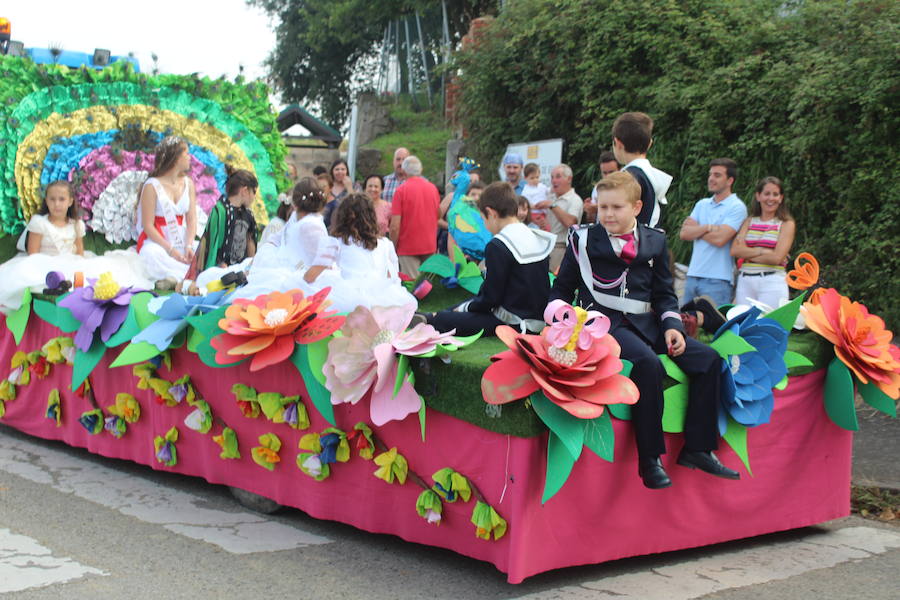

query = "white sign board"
[498,138,564,186]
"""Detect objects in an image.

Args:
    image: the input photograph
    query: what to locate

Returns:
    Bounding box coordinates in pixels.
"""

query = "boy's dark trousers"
[612,324,721,458]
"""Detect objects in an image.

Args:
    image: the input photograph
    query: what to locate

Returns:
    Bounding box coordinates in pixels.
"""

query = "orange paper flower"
[786,252,820,291]
[801,288,900,399]
[211,288,345,371]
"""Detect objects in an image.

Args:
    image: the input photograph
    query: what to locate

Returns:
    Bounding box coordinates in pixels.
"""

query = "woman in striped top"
[730,177,796,308]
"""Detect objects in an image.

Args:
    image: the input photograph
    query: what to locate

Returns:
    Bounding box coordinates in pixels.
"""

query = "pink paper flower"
[324,304,466,426]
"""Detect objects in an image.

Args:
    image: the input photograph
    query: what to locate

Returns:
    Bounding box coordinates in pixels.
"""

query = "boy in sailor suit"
[425,182,556,337]
[550,172,739,489]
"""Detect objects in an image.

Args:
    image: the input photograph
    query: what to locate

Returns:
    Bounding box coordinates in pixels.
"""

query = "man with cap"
[502,152,526,194]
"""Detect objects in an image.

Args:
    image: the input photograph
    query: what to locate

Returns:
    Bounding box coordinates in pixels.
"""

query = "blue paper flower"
[132,290,231,352]
[318,433,341,465]
[714,307,789,432]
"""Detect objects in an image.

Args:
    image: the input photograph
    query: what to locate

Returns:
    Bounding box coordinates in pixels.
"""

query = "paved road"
[1,425,898,599]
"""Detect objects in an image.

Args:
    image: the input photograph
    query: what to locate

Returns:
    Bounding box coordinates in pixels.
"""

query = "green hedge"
[454,0,899,327]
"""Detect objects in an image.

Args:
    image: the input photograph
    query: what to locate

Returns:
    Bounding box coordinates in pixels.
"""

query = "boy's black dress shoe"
[638,456,672,489]
[677,448,740,479]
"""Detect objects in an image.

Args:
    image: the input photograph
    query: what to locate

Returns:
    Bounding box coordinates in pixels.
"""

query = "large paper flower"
[802,288,900,399]
[324,303,471,426]
[58,272,139,352]
[482,301,638,419]
[211,288,345,371]
[714,307,788,429]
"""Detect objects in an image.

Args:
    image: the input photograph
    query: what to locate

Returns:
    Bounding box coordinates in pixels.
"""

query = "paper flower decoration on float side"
[324,303,478,427]
[802,288,900,401]
[482,300,638,418]
[58,272,138,352]
[481,300,639,503]
[712,307,788,431]
[211,288,345,371]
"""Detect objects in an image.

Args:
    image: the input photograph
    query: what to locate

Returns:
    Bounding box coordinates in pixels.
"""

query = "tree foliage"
[454,0,900,326]
[251,0,496,127]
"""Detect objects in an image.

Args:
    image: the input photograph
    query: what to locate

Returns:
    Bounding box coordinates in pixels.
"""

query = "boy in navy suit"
[550,172,739,489]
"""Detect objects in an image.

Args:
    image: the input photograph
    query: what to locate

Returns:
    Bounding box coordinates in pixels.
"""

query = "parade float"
[1,55,898,584]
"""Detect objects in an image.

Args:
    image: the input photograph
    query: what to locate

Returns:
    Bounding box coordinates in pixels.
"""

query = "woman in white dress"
[136,136,198,284]
[302,193,416,313]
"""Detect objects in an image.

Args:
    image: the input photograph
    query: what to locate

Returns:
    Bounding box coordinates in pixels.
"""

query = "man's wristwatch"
[549,201,559,209]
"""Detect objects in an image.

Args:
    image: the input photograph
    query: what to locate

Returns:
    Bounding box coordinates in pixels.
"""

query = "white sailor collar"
[493,222,556,264]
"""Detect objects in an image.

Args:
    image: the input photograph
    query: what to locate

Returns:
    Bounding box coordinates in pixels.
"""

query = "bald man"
[383,147,410,203]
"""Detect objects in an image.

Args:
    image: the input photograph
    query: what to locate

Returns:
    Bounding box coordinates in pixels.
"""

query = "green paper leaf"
[783,350,813,369]
[774,375,789,390]
[858,380,897,418]
[764,292,806,332]
[662,383,689,433]
[530,392,584,461]
[823,357,858,431]
[419,254,455,278]
[290,344,335,426]
[418,398,426,442]
[607,402,632,420]
[722,416,752,475]
[129,292,159,329]
[307,338,329,387]
[459,276,484,295]
[582,410,614,462]
[619,359,633,378]
[110,341,162,367]
[394,354,409,398]
[458,262,481,279]
[543,431,577,504]
[187,327,206,353]
[33,298,81,333]
[72,337,105,390]
[186,305,228,340]
[104,299,141,348]
[7,288,32,344]
[710,330,757,359]
[659,354,687,383]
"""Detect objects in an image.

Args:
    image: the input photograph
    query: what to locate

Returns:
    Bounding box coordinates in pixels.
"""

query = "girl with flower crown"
[230,177,330,299]
[136,136,198,286]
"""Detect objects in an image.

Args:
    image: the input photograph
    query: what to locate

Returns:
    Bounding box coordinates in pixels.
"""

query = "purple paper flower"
[104,415,125,438]
[58,273,140,352]
[168,383,187,404]
[283,402,298,427]
[156,442,173,464]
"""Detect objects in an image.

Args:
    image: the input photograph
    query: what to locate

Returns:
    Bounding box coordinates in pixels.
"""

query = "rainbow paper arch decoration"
[0,56,290,236]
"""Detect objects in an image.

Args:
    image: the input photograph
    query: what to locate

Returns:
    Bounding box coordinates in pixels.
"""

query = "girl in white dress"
[302,193,416,313]
[230,178,329,300]
[137,136,198,284]
[0,181,153,312]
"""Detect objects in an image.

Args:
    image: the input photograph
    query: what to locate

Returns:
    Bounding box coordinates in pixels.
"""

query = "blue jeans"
[682,276,733,308]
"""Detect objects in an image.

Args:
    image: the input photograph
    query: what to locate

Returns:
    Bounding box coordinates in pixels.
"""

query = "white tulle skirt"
[0,249,155,313]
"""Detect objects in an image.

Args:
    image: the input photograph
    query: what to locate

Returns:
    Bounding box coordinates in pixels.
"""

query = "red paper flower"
[211,288,345,372]
[802,288,900,399]
[481,302,638,419]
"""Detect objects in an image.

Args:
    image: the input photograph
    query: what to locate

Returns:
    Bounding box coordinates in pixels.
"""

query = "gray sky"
[5,0,276,81]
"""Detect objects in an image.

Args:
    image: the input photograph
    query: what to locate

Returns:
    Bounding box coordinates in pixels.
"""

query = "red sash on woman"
[137,215,184,251]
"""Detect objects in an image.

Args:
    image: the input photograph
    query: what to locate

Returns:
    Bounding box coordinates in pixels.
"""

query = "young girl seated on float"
[424,182,555,337]
[184,168,259,295]
[0,181,152,312]
[137,136,198,287]
[302,193,416,313]
[231,177,329,299]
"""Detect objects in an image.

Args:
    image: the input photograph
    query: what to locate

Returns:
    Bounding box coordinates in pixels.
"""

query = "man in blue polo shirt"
[678,158,747,307]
